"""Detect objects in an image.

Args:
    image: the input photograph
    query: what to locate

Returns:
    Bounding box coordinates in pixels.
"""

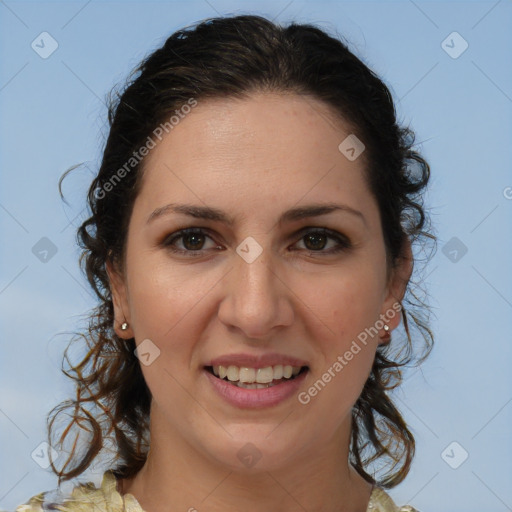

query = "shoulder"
[12,471,144,512]
[13,475,417,512]
[367,486,420,512]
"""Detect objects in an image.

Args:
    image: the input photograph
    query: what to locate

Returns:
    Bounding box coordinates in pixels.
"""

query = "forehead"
[145,91,356,166]
[134,92,376,225]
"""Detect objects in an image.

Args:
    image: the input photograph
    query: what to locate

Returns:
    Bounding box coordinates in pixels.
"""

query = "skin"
[107,91,412,512]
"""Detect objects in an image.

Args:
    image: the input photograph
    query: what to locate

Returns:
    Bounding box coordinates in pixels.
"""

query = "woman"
[15,14,434,512]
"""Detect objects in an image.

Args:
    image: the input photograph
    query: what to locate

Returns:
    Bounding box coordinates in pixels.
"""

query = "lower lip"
[204,368,308,409]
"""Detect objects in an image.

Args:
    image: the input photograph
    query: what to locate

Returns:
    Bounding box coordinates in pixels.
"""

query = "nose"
[217,244,294,339]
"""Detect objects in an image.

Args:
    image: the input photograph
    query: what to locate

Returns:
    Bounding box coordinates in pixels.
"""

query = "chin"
[198,428,305,473]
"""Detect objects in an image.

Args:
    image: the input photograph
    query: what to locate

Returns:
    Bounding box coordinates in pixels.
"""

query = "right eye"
[162,228,223,256]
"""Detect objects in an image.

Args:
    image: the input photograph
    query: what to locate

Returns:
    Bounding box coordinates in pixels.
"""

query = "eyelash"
[161,227,352,257]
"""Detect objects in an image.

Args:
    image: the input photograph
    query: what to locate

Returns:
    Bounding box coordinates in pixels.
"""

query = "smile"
[204,364,309,408]
[207,364,305,388]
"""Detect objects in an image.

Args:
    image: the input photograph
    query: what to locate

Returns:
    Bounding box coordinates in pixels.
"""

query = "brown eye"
[293,228,352,254]
[162,227,351,258]
[303,232,328,251]
[181,232,206,250]
[163,228,221,256]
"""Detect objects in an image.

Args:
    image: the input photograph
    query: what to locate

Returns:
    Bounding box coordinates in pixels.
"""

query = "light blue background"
[1,1,511,511]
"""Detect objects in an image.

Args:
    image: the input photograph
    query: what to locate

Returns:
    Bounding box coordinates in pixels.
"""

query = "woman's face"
[108,92,410,472]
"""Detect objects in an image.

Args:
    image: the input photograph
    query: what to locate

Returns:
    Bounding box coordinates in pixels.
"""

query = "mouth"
[204,364,309,389]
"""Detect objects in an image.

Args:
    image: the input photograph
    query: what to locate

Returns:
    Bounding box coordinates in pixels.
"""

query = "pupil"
[184,233,204,250]
[305,233,326,250]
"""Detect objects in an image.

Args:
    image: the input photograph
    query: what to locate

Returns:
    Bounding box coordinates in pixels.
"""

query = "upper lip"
[205,353,309,369]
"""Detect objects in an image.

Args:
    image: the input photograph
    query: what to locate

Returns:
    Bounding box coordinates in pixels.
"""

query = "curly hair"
[50,14,436,490]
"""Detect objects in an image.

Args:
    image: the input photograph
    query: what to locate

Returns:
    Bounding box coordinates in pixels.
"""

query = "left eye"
[293,228,350,253]
[162,227,351,256]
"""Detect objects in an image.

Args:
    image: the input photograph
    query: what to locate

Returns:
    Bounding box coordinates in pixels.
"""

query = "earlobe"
[106,258,133,339]
[380,238,413,335]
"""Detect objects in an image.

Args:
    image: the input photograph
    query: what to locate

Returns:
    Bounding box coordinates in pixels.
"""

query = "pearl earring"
[121,322,129,331]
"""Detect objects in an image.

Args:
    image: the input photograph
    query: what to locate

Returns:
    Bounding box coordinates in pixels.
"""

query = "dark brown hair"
[52,14,435,489]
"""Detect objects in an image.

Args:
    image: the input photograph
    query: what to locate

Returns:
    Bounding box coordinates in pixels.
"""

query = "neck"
[117,408,374,512]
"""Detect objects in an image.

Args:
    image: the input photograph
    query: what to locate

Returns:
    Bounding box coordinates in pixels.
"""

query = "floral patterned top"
[12,470,419,512]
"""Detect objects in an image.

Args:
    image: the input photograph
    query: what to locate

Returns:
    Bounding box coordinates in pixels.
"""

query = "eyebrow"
[146,202,366,226]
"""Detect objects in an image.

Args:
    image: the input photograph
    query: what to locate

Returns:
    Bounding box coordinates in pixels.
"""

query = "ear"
[106,256,134,339]
[380,237,413,333]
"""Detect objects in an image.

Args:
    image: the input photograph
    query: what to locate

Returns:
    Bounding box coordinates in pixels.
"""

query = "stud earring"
[381,324,391,344]
[121,322,129,331]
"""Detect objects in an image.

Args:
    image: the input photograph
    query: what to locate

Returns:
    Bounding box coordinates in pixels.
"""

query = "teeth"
[212,364,303,383]
[256,367,273,383]
[226,365,239,381]
[236,382,275,389]
[239,367,256,383]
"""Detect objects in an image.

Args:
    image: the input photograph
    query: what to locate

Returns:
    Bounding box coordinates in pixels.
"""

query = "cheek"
[126,267,206,399]
[126,253,213,337]
[305,285,379,422]
[299,332,376,439]
[312,268,385,341]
